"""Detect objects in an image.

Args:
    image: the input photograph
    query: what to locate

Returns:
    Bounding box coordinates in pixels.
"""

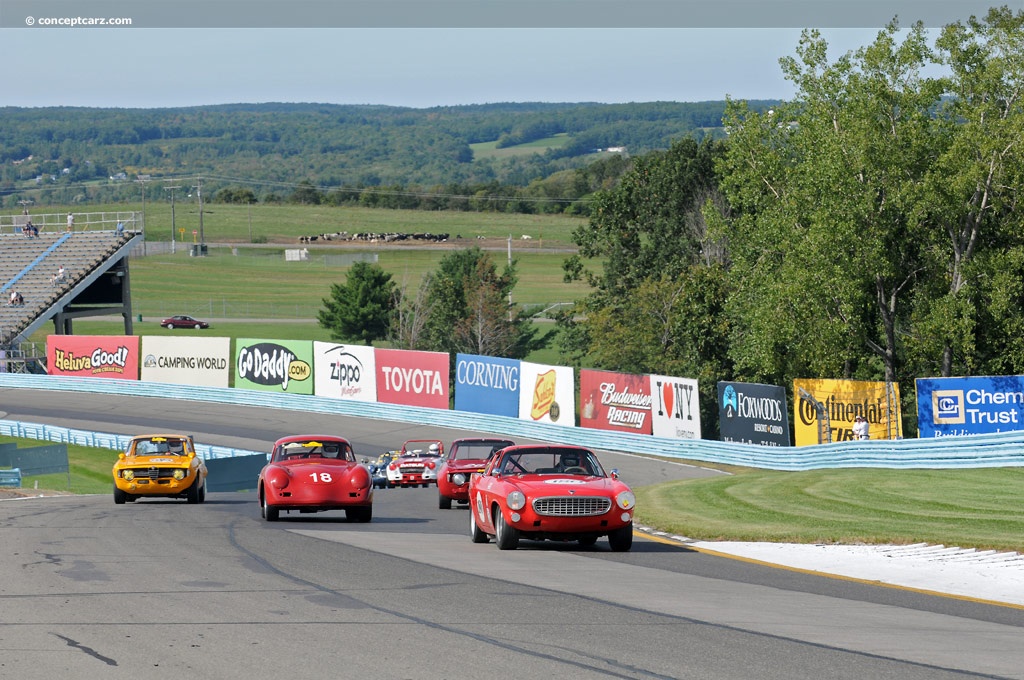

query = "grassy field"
[5,434,1021,552]
[470,133,573,159]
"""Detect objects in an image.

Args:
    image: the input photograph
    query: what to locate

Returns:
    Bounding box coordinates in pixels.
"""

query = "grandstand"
[1,215,142,371]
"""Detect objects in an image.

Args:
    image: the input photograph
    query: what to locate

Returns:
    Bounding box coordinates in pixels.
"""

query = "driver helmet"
[428,443,440,454]
[562,452,580,468]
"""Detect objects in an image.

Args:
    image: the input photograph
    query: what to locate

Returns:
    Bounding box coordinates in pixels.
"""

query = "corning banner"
[234,338,314,393]
[717,381,791,446]
[793,378,901,445]
[580,369,652,434]
[454,353,520,417]
[375,348,450,409]
[916,375,1024,438]
[46,335,139,380]
[141,336,231,387]
[649,374,701,439]
[518,361,575,427]
[313,342,377,402]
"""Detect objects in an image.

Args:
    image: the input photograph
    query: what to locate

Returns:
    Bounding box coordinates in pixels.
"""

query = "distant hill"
[0,100,777,207]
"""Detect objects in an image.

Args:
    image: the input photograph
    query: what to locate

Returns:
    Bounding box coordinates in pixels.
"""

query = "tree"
[318,261,397,345]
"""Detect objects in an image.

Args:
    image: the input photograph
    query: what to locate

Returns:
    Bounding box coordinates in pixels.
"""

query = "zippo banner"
[234,338,314,394]
[374,348,450,409]
[649,374,701,439]
[580,369,652,434]
[313,342,377,402]
[141,336,231,387]
[717,381,791,446]
[519,361,575,427]
[46,334,139,380]
[793,378,900,445]
[916,375,1024,438]
[454,353,520,417]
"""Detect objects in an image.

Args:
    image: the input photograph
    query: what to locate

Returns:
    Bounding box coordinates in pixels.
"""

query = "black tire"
[198,478,207,503]
[608,523,633,552]
[186,477,201,504]
[470,506,489,543]
[577,535,598,547]
[439,494,452,510]
[345,505,373,523]
[494,508,519,550]
[262,492,279,521]
[113,486,128,505]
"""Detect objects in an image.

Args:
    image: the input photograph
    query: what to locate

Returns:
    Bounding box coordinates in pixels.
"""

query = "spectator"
[66,213,74,231]
[116,220,125,236]
[853,415,870,440]
[22,223,31,238]
[29,221,38,237]
[8,291,18,305]
[50,265,67,286]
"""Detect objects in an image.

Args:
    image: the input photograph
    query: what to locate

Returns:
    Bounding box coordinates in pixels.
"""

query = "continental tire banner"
[580,369,652,434]
[454,354,520,417]
[649,374,701,439]
[140,336,231,387]
[793,378,901,445]
[519,361,575,427]
[375,348,450,409]
[717,381,791,446]
[916,376,1024,438]
[234,338,314,394]
[313,342,377,402]
[47,335,139,380]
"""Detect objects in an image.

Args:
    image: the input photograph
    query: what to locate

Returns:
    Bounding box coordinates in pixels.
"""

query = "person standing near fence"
[853,415,870,440]
[66,213,75,231]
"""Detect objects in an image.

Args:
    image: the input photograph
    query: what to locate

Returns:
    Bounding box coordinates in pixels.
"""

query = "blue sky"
[1,28,889,109]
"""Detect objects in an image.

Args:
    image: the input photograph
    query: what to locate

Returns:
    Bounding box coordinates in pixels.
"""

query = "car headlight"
[506,490,526,510]
[616,491,636,510]
[451,473,466,486]
[122,470,135,481]
[172,469,186,480]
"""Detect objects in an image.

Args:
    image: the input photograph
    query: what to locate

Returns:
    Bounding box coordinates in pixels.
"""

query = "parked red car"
[161,314,209,329]
[437,437,515,509]
[468,444,635,551]
[258,435,373,522]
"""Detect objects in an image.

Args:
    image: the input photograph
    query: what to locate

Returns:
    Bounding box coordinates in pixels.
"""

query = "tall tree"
[318,261,397,345]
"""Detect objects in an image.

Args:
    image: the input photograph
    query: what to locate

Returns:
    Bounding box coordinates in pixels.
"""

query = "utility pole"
[191,177,206,250]
[135,175,151,234]
[165,184,182,254]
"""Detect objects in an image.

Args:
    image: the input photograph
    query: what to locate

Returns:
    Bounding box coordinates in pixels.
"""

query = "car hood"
[503,475,625,495]
[444,459,488,472]
[118,455,193,467]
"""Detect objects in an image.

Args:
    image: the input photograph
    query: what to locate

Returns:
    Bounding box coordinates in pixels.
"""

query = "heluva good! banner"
[313,342,377,402]
[374,348,450,409]
[649,374,701,439]
[141,336,231,387]
[47,335,139,380]
[580,369,652,434]
[518,361,575,427]
[793,378,901,445]
[234,339,314,394]
[454,354,520,417]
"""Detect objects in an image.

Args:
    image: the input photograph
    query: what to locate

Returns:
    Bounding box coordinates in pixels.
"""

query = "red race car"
[437,437,515,509]
[258,435,373,522]
[386,439,444,488]
[468,444,635,551]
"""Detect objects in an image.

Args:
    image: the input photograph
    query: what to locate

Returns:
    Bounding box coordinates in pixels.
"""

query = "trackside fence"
[1,373,1023,470]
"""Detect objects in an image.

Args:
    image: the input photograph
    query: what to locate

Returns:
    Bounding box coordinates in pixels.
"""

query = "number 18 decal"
[309,472,333,483]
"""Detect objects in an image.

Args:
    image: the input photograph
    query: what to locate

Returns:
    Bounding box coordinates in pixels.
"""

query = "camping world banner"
[580,369,652,434]
[141,336,231,387]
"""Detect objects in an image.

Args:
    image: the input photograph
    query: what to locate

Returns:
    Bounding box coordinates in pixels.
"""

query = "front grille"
[401,465,425,474]
[129,467,180,480]
[533,496,611,517]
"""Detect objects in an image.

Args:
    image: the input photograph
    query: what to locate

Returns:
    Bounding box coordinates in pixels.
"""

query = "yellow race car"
[113,434,208,504]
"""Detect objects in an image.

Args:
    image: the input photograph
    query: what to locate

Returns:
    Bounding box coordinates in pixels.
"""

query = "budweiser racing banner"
[717,381,791,446]
[374,348,450,409]
[580,369,652,434]
[314,342,377,402]
[47,334,140,380]
[234,338,314,394]
[518,361,575,427]
[916,375,1024,438]
[454,354,520,417]
[793,378,901,445]
[141,336,230,387]
[649,374,701,439]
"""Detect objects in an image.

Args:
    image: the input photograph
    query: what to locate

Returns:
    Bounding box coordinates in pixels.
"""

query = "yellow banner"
[793,378,901,446]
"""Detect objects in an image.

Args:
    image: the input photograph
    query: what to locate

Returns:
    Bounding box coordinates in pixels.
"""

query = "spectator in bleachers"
[7,291,24,306]
[116,220,125,236]
[50,265,67,286]
[66,213,75,231]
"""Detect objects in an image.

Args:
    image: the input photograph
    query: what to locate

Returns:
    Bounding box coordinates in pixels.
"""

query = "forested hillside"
[0,100,774,211]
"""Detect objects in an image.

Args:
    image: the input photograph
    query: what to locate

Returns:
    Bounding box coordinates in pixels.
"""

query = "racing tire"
[346,505,372,523]
[186,477,202,504]
[262,494,279,522]
[439,494,452,510]
[470,506,490,544]
[494,508,519,550]
[607,524,633,552]
[198,478,207,503]
[113,486,129,505]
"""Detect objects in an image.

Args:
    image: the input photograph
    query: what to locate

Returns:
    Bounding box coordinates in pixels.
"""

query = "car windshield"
[276,441,353,461]
[453,441,513,460]
[133,438,186,455]
[496,449,602,476]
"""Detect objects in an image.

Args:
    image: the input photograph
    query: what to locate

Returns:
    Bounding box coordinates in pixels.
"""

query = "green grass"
[635,467,1024,552]
[1,436,121,495]
[471,133,573,159]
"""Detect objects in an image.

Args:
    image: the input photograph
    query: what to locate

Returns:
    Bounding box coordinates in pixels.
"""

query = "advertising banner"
[649,374,701,439]
[313,342,377,402]
[141,336,231,387]
[916,375,1024,438]
[717,381,791,446]
[580,369,652,434]
[454,354,520,417]
[234,338,314,394]
[46,335,139,380]
[518,361,575,427]
[793,378,901,445]
[374,348,450,409]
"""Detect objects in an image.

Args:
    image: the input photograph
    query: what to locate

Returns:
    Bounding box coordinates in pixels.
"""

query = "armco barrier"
[2,373,1024,470]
